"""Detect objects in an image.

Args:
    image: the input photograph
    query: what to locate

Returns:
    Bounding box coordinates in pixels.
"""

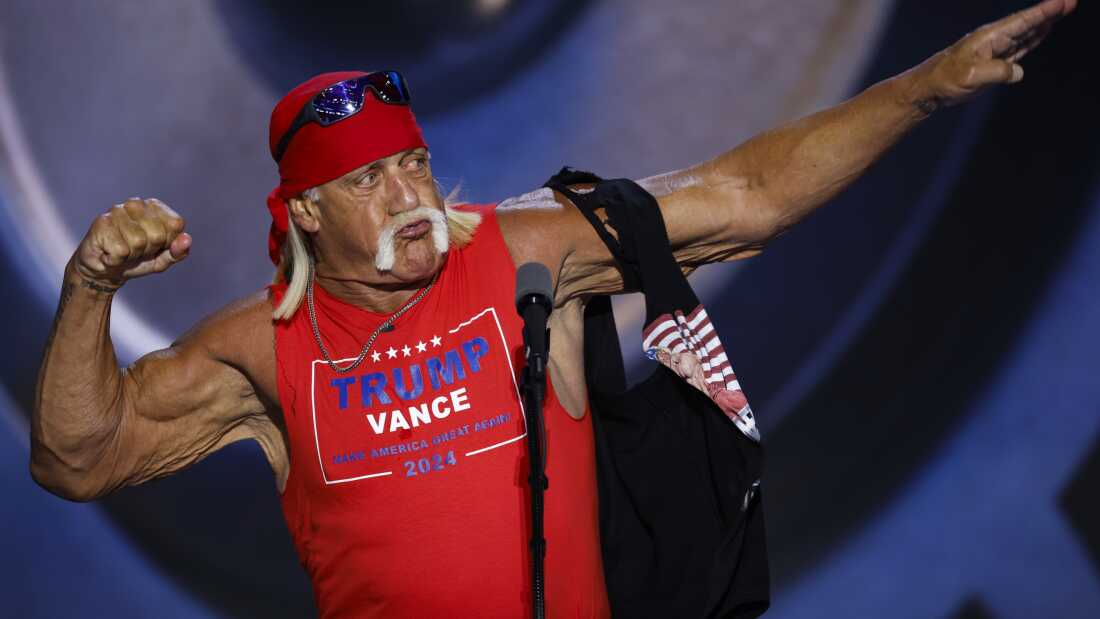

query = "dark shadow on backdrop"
[216,0,595,116]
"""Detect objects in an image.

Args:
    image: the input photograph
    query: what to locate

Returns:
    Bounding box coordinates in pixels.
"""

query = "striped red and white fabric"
[643,304,760,441]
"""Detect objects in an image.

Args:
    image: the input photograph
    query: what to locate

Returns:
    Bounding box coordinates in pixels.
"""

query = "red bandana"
[265,71,428,265]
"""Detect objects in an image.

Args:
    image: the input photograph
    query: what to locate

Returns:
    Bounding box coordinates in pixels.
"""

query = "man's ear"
[288,195,321,233]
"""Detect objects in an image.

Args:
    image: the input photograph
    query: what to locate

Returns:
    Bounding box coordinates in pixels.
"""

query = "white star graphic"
[386,347,398,359]
[371,350,381,363]
[431,335,442,347]
[401,345,412,357]
[416,340,427,353]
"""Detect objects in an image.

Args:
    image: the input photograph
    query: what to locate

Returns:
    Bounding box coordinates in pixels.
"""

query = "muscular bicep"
[105,343,261,489]
[96,293,275,493]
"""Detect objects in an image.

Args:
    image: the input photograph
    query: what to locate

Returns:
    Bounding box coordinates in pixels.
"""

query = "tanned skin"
[32,0,1075,499]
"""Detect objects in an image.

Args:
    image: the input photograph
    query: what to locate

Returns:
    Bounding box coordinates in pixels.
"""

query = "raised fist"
[74,197,191,288]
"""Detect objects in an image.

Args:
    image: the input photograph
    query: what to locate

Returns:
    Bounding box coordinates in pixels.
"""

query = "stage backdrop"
[1,1,1097,617]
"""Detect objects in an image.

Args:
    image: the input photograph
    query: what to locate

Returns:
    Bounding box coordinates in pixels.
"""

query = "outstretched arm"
[643,0,1076,262]
[502,0,1076,301]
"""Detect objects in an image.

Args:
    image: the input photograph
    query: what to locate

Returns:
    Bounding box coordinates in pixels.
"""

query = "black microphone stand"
[519,304,550,619]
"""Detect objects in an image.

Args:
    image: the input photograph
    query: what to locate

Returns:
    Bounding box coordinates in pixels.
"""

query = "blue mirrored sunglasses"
[273,70,412,163]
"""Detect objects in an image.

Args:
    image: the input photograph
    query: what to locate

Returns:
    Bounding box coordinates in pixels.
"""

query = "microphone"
[514,262,552,619]
[515,262,553,373]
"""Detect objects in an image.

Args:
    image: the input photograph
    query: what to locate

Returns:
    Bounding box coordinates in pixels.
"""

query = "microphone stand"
[520,309,550,619]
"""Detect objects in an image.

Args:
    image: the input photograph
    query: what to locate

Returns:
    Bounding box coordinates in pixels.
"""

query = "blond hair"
[271,186,480,321]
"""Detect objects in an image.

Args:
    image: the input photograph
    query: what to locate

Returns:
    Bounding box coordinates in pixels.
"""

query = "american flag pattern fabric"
[643,304,760,442]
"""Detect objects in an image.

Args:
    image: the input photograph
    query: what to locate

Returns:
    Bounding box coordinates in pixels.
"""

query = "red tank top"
[272,204,609,618]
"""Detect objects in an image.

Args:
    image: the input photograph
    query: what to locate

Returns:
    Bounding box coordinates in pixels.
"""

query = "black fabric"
[544,168,770,618]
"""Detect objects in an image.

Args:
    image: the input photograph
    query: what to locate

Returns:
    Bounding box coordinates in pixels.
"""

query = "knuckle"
[118,227,141,247]
[127,231,149,252]
[143,221,168,248]
[108,233,131,251]
[148,199,185,231]
[148,197,178,216]
[147,223,167,240]
[93,212,114,230]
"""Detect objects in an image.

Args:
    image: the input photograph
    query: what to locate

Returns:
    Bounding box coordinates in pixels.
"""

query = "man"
[31,1,1074,616]
[652,345,750,421]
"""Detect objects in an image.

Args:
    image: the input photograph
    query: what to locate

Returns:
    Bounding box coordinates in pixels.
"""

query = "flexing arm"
[505,0,1075,301]
[31,199,278,501]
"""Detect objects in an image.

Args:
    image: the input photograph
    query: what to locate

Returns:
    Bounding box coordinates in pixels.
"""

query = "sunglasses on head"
[273,70,412,163]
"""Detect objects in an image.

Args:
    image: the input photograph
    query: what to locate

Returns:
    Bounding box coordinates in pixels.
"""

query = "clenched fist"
[74,197,192,288]
[915,0,1076,109]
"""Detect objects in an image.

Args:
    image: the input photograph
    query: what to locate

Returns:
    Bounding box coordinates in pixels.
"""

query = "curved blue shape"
[767,179,1100,619]
[0,390,221,619]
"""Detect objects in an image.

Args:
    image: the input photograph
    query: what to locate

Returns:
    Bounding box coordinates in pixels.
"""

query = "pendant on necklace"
[380,324,395,332]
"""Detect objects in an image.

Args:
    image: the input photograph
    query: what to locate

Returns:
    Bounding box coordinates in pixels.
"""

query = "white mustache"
[374,207,449,272]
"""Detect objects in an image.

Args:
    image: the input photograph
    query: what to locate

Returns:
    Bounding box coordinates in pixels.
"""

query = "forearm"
[710,61,937,234]
[31,259,127,497]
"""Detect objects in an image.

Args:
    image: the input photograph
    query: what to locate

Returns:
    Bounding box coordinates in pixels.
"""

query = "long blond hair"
[271,185,480,320]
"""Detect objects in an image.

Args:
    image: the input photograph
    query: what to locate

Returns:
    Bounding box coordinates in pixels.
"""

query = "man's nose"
[386,171,420,212]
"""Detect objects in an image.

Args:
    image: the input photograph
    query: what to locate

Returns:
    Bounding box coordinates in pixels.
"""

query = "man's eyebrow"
[341,149,427,183]
[342,161,383,183]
